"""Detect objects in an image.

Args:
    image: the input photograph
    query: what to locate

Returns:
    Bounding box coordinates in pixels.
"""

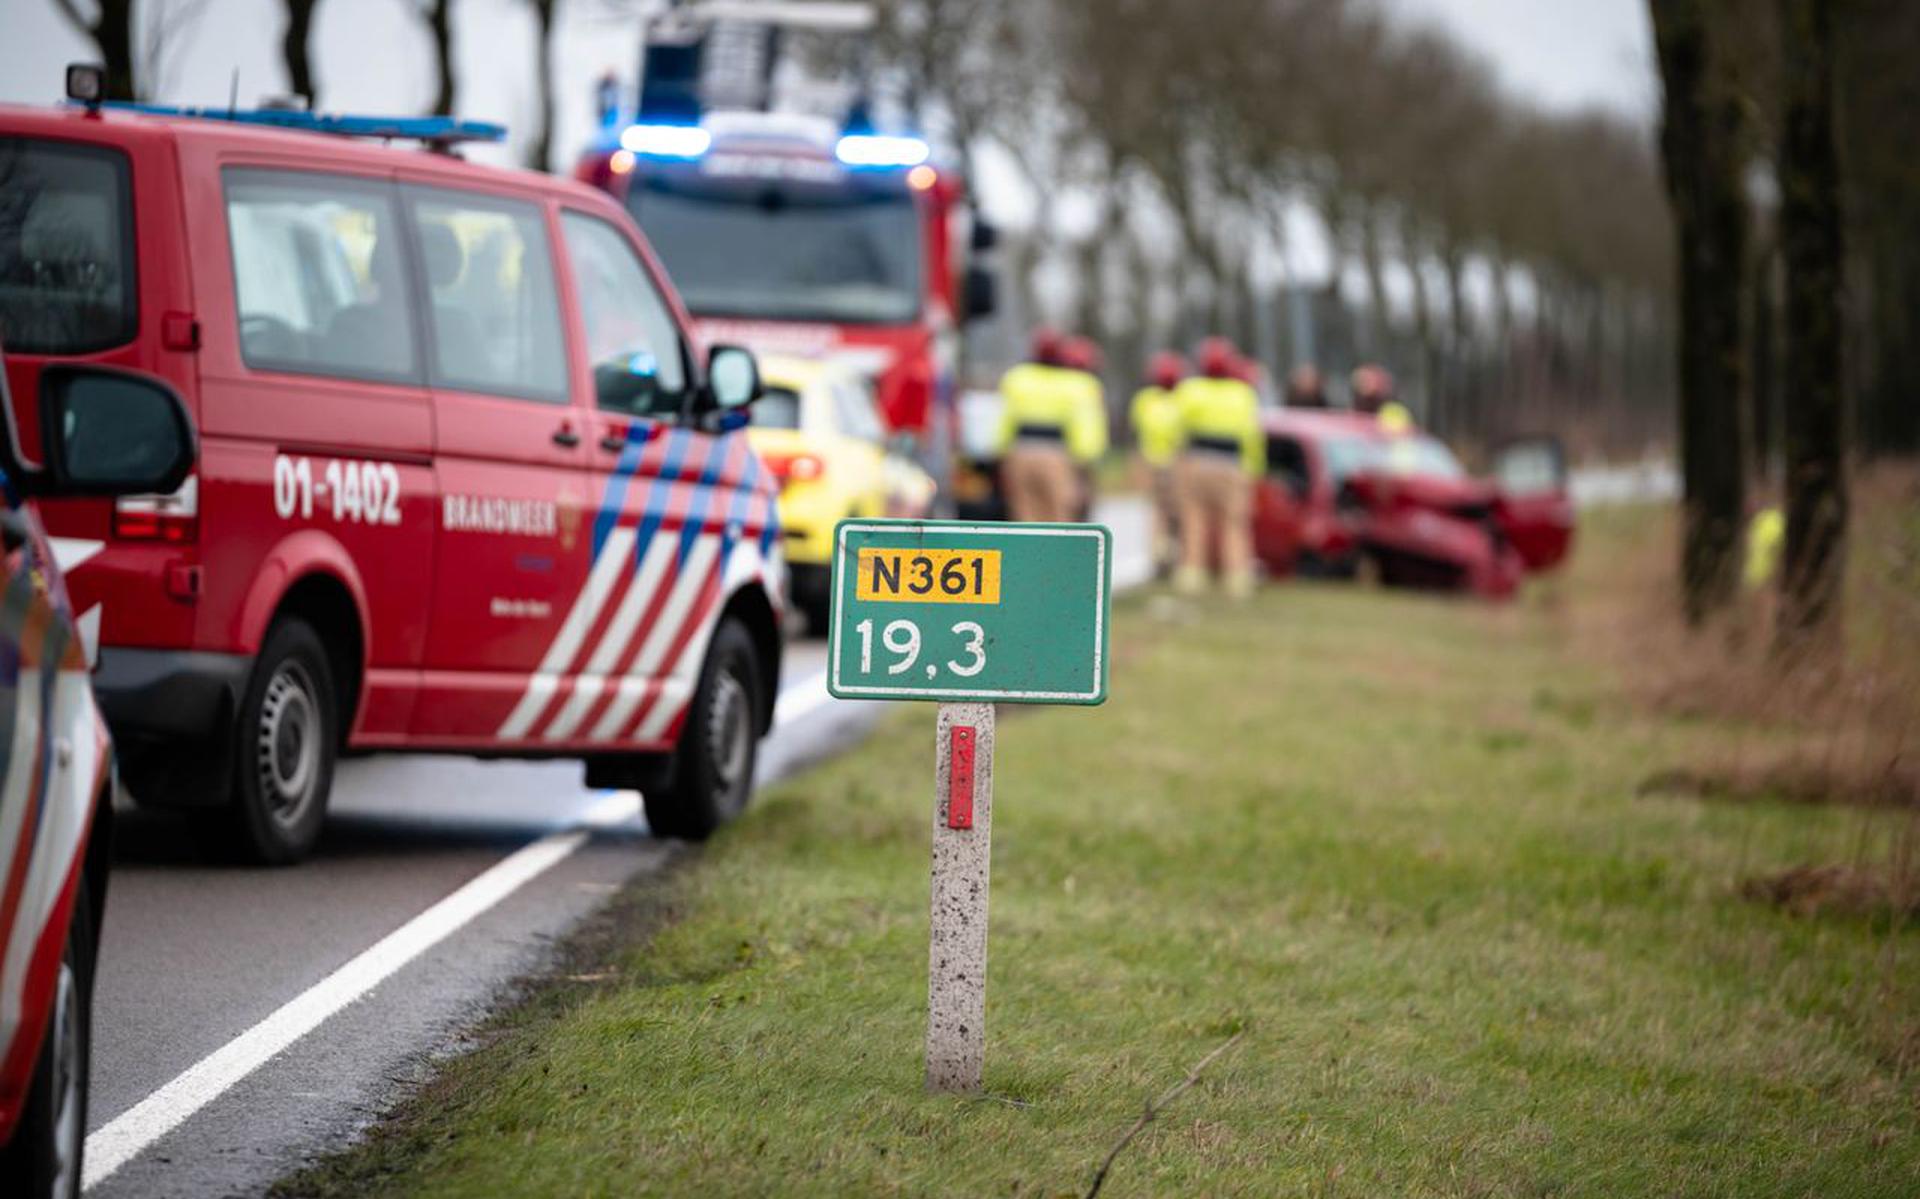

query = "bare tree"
[418,0,457,117]
[51,0,137,100]
[1774,0,1847,645]
[1651,0,1749,626]
[525,0,558,170]
[281,0,322,106]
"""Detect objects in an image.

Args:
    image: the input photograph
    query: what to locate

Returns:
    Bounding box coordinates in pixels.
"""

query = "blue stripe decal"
[675,434,727,568]
[756,452,780,559]
[720,435,758,565]
[632,427,691,567]
[590,421,657,558]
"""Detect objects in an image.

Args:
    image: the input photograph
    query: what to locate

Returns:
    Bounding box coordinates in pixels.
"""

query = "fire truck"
[574,0,998,473]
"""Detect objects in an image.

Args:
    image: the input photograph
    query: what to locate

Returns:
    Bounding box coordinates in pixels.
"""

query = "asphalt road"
[83,497,1150,1198]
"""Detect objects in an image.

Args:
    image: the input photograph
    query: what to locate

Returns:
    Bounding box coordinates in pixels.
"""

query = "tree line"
[878,0,1898,643]
[46,0,1904,643]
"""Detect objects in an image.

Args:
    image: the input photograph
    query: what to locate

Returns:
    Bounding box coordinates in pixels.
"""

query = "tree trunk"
[1650,0,1749,627]
[55,0,138,100]
[426,0,457,117]
[1775,0,1848,647]
[526,0,558,171]
[282,0,322,107]
[1357,202,1391,358]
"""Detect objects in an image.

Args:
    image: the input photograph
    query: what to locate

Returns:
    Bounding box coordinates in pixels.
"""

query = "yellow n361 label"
[855,548,1001,604]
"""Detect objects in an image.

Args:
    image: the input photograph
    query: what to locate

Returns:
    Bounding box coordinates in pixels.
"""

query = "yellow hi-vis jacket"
[996,363,1108,465]
[1174,374,1264,476]
[1129,386,1183,467]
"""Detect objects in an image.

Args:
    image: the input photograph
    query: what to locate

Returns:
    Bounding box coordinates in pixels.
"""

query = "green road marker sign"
[826,520,1112,704]
[825,519,1112,1094]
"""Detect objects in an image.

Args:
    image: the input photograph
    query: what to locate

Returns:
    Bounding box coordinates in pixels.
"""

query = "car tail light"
[766,453,824,483]
[114,476,198,542]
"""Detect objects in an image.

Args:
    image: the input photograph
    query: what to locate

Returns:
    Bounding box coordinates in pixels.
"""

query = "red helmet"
[1029,326,1066,365]
[1350,364,1395,413]
[1197,336,1238,378]
[1060,335,1103,373]
[1147,351,1188,391]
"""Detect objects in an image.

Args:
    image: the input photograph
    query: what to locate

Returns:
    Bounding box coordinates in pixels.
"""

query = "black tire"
[1,879,94,1199]
[644,619,762,840]
[217,618,337,865]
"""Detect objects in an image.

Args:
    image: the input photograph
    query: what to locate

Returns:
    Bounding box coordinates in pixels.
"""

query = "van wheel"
[644,619,761,840]
[1,879,93,1199]
[222,619,337,865]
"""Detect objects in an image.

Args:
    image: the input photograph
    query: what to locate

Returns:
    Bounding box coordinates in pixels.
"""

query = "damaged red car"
[1254,409,1573,598]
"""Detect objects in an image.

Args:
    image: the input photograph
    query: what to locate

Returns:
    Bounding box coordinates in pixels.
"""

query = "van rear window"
[0,139,136,355]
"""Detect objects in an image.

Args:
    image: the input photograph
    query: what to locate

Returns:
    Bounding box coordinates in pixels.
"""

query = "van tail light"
[114,476,199,542]
[765,452,824,483]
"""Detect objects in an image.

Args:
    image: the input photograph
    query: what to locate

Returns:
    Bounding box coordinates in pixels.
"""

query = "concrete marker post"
[926,701,994,1093]
[825,519,1110,1097]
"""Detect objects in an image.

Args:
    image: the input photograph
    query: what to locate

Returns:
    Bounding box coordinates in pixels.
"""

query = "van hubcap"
[257,662,321,827]
[706,669,751,810]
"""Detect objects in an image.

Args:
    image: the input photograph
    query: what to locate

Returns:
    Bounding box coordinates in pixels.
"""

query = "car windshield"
[629,184,921,325]
[1377,435,1467,479]
[0,138,136,354]
[1326,433,1466,482]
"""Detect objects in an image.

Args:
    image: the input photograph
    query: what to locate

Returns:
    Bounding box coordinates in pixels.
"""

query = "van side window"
[558,211,688,417]
[225,171,418,381]
[406,190,568,403]
[0,138,136,355]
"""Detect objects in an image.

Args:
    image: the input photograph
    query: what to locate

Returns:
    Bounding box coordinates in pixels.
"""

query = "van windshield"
[629,183,921,326]
[0,139,136,354]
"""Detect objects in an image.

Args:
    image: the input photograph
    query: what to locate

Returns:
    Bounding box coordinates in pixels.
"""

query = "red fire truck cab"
[575,5,996,464]
[0,89,785,864]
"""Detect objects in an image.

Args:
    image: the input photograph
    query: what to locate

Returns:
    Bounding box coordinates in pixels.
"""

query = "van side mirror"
[963,266,997,322]
[969,219,999,253]
[37,365,196,497]
[705,344,761,411]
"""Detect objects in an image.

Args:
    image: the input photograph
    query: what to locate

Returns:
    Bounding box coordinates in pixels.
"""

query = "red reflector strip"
[947,725,975,830]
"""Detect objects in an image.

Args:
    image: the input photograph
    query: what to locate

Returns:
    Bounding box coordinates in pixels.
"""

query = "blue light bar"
[834,133,930,169]
[620,122,711,159]
[94,101,506,144]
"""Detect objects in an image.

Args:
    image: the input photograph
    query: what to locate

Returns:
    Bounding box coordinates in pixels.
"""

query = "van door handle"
[599,433,627,453]
[551,427,581,448]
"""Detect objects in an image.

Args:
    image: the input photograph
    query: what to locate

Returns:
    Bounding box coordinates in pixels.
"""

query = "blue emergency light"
[620,121,712,159]
[90,100,506,145]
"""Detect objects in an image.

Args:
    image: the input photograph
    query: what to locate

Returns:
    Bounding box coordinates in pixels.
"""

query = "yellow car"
[749,356,935,631]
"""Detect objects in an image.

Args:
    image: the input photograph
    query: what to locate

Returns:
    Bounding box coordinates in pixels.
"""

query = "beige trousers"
[1175,451,1254,595]
[1003,443,1081,523]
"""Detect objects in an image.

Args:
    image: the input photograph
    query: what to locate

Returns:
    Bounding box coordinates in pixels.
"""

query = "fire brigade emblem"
[557,483,584,551]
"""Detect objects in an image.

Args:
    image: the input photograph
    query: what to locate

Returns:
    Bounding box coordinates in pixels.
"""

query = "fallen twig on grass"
[1084,1031,1244,1199]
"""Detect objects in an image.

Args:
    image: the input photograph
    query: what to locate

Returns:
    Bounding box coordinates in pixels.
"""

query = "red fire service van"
[574,1,997,466]
[0,73,785,864]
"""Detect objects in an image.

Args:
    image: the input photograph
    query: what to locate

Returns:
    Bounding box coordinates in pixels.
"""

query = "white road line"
[773,670,833,726]
[80,790,640,1192]
[82,663,845,1190]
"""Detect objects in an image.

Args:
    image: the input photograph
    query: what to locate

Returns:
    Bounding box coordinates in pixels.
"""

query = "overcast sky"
[0,0,1656,324]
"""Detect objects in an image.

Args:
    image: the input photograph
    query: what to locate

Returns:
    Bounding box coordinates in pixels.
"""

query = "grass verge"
[281,510,1919,1198]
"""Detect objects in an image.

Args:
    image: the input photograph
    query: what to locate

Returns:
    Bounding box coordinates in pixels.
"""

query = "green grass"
[283,517,1920,1198]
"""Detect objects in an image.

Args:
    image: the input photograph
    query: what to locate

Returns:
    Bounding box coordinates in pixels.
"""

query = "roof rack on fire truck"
[63,63,506,149]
